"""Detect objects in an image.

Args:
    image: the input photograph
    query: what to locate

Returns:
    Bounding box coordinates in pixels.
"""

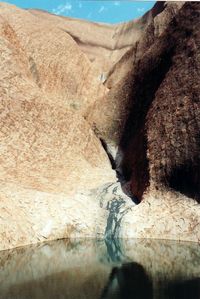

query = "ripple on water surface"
[0,238,200,299]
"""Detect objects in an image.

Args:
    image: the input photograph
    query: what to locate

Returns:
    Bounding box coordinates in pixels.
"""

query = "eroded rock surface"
[0,2,108,116]
[119,2,200,201]
[0,1,200,250]
[0,3,117,250]
[87,2,185,145]
[87,2,200,242]
[29,8,148,77]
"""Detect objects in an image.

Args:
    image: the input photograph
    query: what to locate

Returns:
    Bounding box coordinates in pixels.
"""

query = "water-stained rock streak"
[96,182,135,239]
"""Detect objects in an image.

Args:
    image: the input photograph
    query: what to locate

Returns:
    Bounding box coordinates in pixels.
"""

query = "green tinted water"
[0,238,200,298]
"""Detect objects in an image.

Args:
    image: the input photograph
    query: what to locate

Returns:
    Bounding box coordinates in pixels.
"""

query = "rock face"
[87,2,185,145]
[0,3,118,193]
[88,2,200,242]
[0,2,116,250]
[105,2,184,89]
[0,1,200,250]
[29,8,148,77]
[119,2,200,201]
[88,2,200,199]
[0,2,109,117]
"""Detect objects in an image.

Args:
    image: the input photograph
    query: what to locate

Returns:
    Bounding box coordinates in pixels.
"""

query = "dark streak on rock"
[105,197,131,239]
[98,183,132,239]
[63,30,132,52]
[29,56,41,88]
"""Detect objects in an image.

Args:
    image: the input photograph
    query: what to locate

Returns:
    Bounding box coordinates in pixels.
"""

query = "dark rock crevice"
[99,138,116,170]
[99,138,139,204]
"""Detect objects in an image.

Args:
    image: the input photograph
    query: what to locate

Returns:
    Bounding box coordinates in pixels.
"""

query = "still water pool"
[0,238,200,299]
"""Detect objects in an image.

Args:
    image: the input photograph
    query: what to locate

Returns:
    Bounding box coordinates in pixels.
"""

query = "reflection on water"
[101,262,153,299]
[0,238,200,299]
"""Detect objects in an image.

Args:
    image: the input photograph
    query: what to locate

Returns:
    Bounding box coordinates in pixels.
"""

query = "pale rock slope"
[0,2,108,116]
[0,3,116,250]
[29,7,152,79]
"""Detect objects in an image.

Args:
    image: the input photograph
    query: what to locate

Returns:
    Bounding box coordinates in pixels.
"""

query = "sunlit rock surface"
[120,188,200,242]
[0,2,117,250]
[0,2,109,116]
[0,1,200,250]
[29,8,148,76]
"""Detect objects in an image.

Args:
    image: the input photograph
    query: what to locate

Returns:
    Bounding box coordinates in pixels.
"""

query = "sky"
[2,1,156,23]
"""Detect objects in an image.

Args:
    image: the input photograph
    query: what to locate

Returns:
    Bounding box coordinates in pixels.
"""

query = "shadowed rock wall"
[121,2,200,201]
